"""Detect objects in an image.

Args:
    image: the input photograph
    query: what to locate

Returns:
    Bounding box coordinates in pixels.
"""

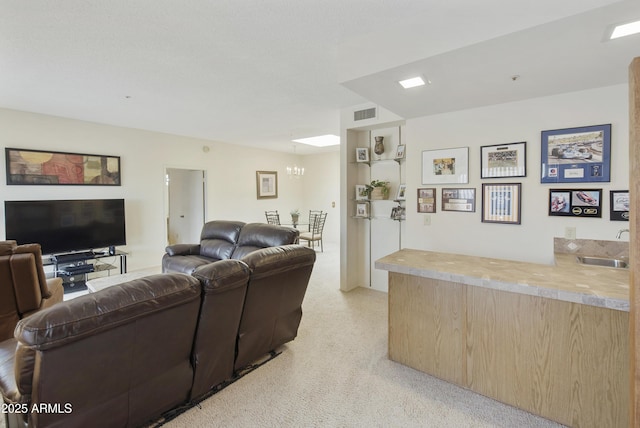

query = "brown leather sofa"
[0,241,64,342]
[1,244,316,428]
[162,220,299,274]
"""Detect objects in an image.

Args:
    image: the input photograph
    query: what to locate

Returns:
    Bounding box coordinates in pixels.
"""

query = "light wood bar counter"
[375,242,629,428]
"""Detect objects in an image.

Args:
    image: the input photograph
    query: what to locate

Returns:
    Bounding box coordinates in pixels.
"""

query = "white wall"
[403,84,629,264]
[0,108,338,269]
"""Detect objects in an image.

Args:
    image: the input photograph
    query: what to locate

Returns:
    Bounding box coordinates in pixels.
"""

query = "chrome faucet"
[616,228,630,239]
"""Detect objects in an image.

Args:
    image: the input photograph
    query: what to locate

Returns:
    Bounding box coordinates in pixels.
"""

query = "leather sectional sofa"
[162,220,300,274]
[0,222,316,428]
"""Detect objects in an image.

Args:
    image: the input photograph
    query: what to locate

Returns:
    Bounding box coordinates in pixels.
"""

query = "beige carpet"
[162,243,564,428]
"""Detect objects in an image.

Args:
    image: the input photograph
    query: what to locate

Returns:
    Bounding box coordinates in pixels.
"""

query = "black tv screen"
[4,199,126,255]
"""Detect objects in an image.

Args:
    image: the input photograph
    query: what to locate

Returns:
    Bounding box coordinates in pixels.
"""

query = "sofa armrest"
[41,277,64,309]
[165,244,201,256]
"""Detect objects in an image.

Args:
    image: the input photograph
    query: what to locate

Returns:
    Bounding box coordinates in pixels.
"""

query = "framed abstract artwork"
[5,148,121,185]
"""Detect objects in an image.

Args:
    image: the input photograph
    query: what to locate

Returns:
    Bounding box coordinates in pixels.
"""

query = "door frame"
[163,165,207,246]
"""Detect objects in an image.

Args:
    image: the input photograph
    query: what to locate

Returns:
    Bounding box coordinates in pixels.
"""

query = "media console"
[45,250,128,294]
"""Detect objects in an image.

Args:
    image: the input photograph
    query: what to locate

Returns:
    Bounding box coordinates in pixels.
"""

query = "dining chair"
[299,212,327,252]
[265,210,281,225]
[308,210,323,231]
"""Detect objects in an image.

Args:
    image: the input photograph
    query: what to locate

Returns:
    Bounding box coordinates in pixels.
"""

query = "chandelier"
[287,144,305,178]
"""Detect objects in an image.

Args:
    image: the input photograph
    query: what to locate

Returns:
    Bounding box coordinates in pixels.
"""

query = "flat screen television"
[4,199,126,255]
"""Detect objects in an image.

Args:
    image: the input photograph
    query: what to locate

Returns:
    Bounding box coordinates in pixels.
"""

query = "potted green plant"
[366,180,390,200]
[290,209,300,225]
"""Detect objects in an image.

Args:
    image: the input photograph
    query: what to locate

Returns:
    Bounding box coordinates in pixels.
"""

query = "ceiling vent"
[354,107,376,121]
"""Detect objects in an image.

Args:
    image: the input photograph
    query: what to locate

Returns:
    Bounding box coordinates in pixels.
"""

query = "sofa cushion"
[200,220,245,260]
[162,254,217,275]
[231,223,299,259]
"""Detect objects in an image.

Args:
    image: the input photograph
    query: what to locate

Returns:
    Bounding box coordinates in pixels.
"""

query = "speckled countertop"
[375,238,629,312]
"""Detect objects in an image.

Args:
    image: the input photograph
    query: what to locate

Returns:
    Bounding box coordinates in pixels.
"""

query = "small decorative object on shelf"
[395,184,406,201]
[391,206,406,220]
[374,136,385,158]
[356,147,370,162]
[355,202,369,218]
[395,144,406,160]
[355,184,368,200]
[366,180,390,200]
[290,209,300,225]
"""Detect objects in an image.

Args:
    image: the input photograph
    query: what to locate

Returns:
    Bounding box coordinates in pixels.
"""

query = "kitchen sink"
[576,255,628,269]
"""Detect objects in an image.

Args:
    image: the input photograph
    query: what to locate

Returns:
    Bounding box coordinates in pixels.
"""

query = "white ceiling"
[1,0,637,155]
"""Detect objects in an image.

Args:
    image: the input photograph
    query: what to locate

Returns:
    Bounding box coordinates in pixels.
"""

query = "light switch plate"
[565,226,576,240]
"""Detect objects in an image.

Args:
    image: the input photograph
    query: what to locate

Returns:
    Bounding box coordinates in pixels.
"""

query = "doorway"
[165,168,206,245]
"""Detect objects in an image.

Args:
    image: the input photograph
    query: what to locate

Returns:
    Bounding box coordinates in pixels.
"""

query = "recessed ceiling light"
[399,77,425,89]
[610,19,640,39]
[293,134,340,147]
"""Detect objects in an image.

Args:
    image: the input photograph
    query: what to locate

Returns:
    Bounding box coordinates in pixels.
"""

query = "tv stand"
[46,250,128,294]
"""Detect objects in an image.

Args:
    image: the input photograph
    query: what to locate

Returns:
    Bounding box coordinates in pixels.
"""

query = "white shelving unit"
[348,125,405,292]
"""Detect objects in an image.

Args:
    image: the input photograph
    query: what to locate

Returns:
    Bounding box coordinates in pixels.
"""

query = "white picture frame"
[355,184,368,200]
[395,144,406,159]
[422,147,469,184]
[395,184,406,201]
[355,202,369,218]
[356,147,370,163]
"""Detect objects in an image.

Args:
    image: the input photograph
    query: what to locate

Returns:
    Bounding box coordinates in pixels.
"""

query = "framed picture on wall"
[395,144,406,160]
[548,189,602,217]
[481,183,522,224]
[610,190,629,221]
[5,147,121,185]
[540,124,611,183]
[442,188,475,212]
[417,188,436,213]
[256,170,278,199]
[422,147,469,184]
[480,142,526,178]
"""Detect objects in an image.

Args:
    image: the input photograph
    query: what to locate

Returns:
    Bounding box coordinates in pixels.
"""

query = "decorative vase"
[291,214,299,225]
[374,136,385,158]
[370,187,386,200]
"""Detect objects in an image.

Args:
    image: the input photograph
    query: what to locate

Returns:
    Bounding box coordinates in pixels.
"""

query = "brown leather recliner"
[0,241,64,342]
[234,244,316,371]
[1,273,202,428]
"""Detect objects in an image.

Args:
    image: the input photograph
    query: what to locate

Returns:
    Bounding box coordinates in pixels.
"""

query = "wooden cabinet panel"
[389,273,629,427]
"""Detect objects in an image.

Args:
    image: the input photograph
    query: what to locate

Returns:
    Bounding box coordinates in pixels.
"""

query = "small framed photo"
[355,202,370,218]
[480,142,526,178]
[391,206,406,220]
[395,144,406,160]
[422,147,469,184]
[442,188,475,212]
[395,184,407,201]
[417,188,436,213]
[256,171,278,199]
[610,190,629,221]
[541,124,611,183]
[481,183,521,224]
[355,184,369,201]
[549,189,602,217]
[356,147,370,163]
